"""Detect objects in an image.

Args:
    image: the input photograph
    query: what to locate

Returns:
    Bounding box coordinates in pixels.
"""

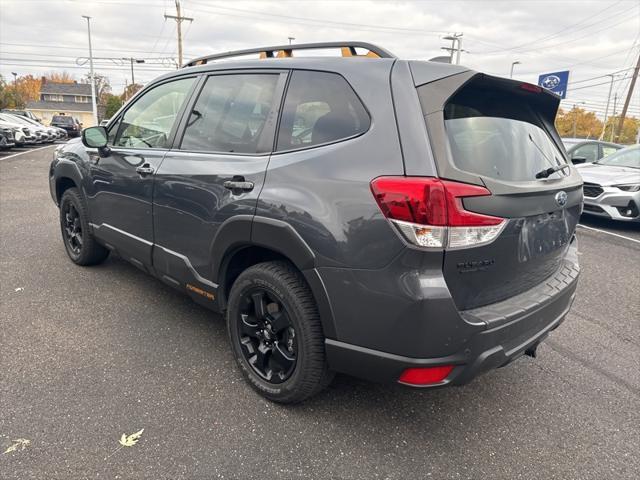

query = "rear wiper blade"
[528,133,569,179]
[535,164,571,179]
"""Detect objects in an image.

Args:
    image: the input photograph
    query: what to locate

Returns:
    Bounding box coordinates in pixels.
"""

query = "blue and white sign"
[537,71,570,99]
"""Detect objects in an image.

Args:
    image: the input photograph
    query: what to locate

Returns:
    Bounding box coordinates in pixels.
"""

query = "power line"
[473,1,627,55]
[473,2,632,55]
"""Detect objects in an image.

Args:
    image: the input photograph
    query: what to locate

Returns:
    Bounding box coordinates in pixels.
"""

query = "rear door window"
[441,82,566,181]
[276,70,369,151]
[180,74,280,154]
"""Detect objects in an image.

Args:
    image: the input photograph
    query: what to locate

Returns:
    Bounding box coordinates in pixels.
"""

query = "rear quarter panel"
[256,61,406,269]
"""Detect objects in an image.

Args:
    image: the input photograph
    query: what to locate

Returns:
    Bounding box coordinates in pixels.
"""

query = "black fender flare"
[52,160,83,203]
[211,215,337,339]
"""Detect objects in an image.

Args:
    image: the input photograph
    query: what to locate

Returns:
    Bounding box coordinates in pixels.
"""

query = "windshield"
[595,146,640,169]
[52,116,73,124]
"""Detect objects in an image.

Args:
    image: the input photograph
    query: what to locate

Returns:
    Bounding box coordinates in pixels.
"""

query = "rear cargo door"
[417,73,583,310]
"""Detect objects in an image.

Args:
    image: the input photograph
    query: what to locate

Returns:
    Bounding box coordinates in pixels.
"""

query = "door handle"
[223,177,254,193]
[136,163,155,176]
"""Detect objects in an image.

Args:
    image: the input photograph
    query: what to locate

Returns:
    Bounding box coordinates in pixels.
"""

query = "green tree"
[104,94,123,118]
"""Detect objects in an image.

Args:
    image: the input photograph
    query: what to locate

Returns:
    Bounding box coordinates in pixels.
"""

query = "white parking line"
[577,224,640,245]
[0,144,56,160]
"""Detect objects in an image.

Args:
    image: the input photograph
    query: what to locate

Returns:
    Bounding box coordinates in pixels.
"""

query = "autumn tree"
[602,116,640,144]
[15,75,41,103]
[83,72,112,106]
[0,75,19,109]
[45,71,75,83]
[555,107,603,139]
[121,83,143,102]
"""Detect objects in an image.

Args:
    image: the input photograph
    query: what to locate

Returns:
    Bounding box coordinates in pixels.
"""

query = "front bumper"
[324,241,579,386]
[583,186,640,222]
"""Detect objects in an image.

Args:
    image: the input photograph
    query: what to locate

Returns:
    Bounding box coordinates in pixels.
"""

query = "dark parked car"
[49,42,581,403]
[50,115,81,137]
[562,138,622,164]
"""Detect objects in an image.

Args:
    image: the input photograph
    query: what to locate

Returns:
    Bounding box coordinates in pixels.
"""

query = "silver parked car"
[562,138,622,164]
[576,145,640,222]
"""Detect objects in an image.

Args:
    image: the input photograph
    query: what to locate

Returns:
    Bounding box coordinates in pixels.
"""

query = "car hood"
[0,121,26,129]
[576,163,640,186]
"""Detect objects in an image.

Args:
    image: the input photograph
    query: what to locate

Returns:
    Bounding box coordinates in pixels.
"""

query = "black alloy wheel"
[237,288,297,384]
[59,188,109,266]
[62,201,83,256]
[226,261,333,403]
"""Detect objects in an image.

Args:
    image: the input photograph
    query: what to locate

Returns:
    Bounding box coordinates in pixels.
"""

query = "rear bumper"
[324,241,579,386]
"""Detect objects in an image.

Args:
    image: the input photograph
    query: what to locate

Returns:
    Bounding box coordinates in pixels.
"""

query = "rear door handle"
[223,177,254,193]
[136,163,155,175]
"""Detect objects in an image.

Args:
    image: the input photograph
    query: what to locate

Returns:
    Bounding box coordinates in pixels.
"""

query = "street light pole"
[510,61,521,78]
[82,15,98,126]
[124,58,145,86]
[11,71,19,107]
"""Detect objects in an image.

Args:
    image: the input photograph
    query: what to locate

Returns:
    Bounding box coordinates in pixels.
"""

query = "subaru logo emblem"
[555,191,568,207]
[542,75,561,89]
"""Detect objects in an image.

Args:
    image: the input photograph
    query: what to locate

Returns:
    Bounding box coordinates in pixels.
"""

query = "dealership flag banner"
[537,71,570,99]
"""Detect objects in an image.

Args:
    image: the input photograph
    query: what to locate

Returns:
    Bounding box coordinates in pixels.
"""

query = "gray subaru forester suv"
[49,42,581,403]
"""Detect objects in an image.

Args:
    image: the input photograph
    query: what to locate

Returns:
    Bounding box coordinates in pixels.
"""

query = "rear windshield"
[52,116,73,124]
[442,80,565,181]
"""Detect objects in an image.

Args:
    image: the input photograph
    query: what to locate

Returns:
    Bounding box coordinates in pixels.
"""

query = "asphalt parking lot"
[1,145,639,480]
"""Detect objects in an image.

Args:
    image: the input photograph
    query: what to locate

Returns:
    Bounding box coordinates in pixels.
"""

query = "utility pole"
[599,74,616,140]
[82,15,98,126]
[609,94,618,142]
[615,52,640,142]
[441,34,464,65]
[165,0,193,67]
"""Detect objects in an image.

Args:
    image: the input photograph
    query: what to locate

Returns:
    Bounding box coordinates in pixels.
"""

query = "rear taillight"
[370,177,506,249]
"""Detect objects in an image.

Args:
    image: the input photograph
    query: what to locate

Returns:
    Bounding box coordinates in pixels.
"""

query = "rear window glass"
[276,70,369,151]
[441,81,566,181]
[52,116,73,124]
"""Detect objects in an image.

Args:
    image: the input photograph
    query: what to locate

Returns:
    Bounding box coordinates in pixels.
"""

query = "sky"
[1,0,639,119]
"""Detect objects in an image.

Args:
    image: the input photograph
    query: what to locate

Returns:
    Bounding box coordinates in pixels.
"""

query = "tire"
[59,188,109,266]
[226,261,334,403]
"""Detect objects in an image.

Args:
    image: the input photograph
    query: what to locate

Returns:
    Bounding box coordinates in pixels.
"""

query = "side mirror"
[571,156,587,164]
[82,126,110,157]
[82,126,108,148]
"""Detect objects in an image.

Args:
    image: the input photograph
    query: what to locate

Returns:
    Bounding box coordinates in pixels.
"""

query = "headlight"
[614,184,640,192]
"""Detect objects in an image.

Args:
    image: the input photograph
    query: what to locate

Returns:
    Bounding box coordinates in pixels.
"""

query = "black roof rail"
[183,41,396,68]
